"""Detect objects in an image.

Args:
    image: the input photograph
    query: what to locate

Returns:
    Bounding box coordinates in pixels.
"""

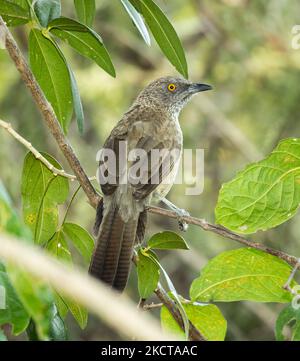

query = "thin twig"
[146,205,299,267]
[143,302,163,310]
[137,298,146,309]
[283,258,300,291]
[0,119,97,181]
[0,119,74,180]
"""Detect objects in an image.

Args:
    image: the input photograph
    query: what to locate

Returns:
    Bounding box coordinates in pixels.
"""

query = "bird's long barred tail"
[89,204,138,292]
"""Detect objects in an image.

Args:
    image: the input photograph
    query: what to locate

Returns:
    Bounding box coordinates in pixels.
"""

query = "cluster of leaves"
[0,0,187,133]
[136,138,300,340]
[137,231,297,340]
[215,138,300,234]
[0,0,190,341]
[0,153,94,340]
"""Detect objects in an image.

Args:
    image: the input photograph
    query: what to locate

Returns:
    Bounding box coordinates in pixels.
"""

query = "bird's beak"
[189,83,213,93]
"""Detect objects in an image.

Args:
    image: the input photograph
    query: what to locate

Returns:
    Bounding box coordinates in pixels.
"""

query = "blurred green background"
[1,0,300,340]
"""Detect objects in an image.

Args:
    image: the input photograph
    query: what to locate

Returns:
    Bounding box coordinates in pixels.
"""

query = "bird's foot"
[177,208,190,232]
[160,197,190,232]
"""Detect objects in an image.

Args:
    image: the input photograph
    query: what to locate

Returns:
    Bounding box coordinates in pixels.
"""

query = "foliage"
[190,248,294,303]
[0,263,29,335]
[137,248,160,299]
[275,305,300,341]
[216,139,300,234]
[1,0,300,342]
[0,0,29,26]
[161,303,227,341]
[0,0,187,133]
[129,0,188,78]
[21,152,69,245]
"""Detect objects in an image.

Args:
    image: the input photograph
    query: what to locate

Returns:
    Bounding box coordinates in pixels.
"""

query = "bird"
[89,76,212,292]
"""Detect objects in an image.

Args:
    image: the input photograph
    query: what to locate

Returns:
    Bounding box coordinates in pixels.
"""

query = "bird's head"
[136,76,212,115]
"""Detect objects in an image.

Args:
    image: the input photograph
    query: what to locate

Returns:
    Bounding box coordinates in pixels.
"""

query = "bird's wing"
[98,128,128,196]
[98,105,142,195]
[130,136,177,200]
[98,104,179,199]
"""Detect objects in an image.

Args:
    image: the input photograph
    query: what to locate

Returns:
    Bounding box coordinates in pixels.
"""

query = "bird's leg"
[283,258,300,292]
[160,197,190,231]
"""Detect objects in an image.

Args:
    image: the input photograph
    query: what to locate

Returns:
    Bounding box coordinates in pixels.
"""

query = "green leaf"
[120,0,151,45]
[6,265,54,340]
[13,0,30,10]
[21,152,69,245]
[53,292,68,319]
[275,305,300,341]
[63,297,88,329]
[68,65,84,134]
[26,303,67,340]
[47,37,85,134]
[26,319,40,340]
[146,252,189,339]
[48,304,68,340]
[38,303,68,341]
[49,17,116,77]
[29,29,73,132]
[161,303,227,341]
[148,231,189,250]
[190,248,295,303]
[0,181,55,340]
[137,249,160,298]
[129,0,188,78]
[48,229,88,329]
[74,0,95,27]
[0,184,12,231]
[62,222,94,264]
[0,329,7,341]
[54,291,87,329]
[0,180,31,240]
[0,0,30,26]
[0,266,30,335]
[0,183,33,336]
[47,231,72,263]
[216,138,300,234]
[33,0,60,27]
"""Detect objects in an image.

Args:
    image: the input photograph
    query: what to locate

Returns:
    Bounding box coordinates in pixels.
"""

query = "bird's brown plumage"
[89,76,212,292]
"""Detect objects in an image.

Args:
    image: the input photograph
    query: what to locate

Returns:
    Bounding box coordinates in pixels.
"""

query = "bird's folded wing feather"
[98,105,177,200]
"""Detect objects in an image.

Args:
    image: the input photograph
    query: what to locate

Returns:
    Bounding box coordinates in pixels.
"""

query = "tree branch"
[147,205,298,267]
[0,119,96,182]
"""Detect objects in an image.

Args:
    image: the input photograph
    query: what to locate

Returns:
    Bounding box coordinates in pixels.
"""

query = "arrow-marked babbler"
[89,76,212,292]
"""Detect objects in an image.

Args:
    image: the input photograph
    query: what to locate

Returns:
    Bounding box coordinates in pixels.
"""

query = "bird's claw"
[177,209,190,232]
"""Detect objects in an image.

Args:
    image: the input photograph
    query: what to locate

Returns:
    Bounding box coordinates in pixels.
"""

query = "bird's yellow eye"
[167,83,176,92]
